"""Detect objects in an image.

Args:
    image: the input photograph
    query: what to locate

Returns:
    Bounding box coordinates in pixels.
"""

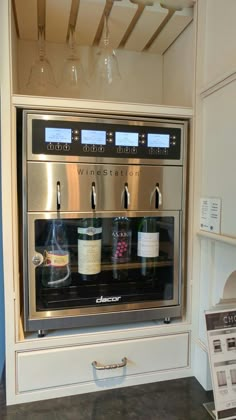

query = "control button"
[74,136,79,141]
[124,147,130,153]
[141,134,145,138]
[117,147,123,153]
[63,144,70,151]
[108,132,113,136]
[47,143,54,150]
[173,135,176,140]
[131,147,137,153]
[98,146,104,152]
[83,145,90,152]
[149,148,154,154]
[108,138,113,143]
[55,144,62,151]
[141,139,145,145]
[172,141,176,146]
[74,130,79,135]
[91,146,97,152]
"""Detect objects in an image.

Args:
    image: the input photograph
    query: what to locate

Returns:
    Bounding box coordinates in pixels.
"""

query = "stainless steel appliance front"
[19,110,188,333]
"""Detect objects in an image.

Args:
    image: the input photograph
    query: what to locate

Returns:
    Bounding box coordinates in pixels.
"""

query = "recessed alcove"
[11,0,195,105]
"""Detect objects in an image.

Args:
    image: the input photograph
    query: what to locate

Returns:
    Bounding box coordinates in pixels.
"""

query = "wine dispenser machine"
[18,110,188,334]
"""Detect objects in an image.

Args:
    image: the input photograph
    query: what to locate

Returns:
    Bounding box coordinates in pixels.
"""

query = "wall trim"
[199,69,236,99]
[197,231,236,247]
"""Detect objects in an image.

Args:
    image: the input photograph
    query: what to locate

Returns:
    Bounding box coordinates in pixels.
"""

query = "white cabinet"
[0,0,195,406]
[17,333,189,394]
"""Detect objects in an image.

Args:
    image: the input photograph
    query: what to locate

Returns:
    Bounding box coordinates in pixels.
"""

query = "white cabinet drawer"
[17,333,189,393]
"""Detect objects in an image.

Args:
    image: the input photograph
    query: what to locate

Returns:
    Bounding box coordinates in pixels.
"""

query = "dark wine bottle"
[137,217,159,280]
[77,218,102,281]
[41,220,71,288]
[112,217,132,280]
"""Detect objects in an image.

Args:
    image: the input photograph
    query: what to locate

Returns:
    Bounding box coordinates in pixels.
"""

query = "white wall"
[204,0,236,87]
[163,21,195,107]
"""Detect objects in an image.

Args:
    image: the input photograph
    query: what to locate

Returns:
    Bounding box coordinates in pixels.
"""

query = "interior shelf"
[12,95,194,117]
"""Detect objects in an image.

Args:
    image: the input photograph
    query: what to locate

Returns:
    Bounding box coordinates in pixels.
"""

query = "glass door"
[26,212,181,319]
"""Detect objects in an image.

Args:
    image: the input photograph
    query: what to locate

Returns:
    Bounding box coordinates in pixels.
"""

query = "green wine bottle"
[77,218,102,281]
[137,217,159,280]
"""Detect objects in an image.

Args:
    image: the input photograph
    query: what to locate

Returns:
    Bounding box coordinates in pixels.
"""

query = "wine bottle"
[112,217,132,280]
[137,217,159,280]
[41,220,71,288]
[78,218,102,281]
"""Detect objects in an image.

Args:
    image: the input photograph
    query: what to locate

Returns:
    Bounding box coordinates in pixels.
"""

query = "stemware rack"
[13,0,193,55]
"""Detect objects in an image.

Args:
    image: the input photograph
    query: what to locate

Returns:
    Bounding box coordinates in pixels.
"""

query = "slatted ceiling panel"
[103,0,137,49]
[124,3,168,52]
[13,0,195,52]
[75,0,106,46]
[45,0,72,42]
[14,0,38,40]
[148,7,193,54]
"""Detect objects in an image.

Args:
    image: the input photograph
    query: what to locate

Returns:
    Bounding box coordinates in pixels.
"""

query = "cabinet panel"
[202,80,236,237]
[17,333,189,392]
[204,0,236,86]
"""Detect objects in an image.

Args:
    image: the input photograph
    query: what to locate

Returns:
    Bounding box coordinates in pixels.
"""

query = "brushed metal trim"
[26,162,183,212]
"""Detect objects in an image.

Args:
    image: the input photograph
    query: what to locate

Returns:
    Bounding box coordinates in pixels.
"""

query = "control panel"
[31,117,182,161]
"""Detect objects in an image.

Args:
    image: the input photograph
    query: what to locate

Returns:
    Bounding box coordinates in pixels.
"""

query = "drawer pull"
[92,357,127,370]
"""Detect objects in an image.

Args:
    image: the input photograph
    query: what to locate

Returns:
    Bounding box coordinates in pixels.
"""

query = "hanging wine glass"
[27,26,57,94]
[160,0,194,9]
[93,12,121,97]
[61,27,86,96]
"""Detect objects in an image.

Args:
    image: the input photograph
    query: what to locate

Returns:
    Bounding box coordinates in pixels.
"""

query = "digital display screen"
[45,127,72,143]
[147,133,170,148]
[81,130,106,145]
[115,132,139,147]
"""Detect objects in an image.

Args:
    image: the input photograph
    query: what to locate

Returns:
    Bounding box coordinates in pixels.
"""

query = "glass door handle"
[57,181,61,210]
[155,183,162,208]
[124,183,130,209]
[92,357,127,370]
[32,253,44,266]
[91,182,97,209]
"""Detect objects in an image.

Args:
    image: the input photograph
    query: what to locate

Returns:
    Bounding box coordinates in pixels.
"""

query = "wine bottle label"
[78,239,101,275]
[112,230,131,262]
[77,227,102,236]
[137,232,159,258]
[45,250,69,267]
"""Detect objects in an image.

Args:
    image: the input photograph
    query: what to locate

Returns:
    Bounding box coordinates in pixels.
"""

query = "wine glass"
[61,27,86,96]
[27,26,56,94]
[93,12,121,97]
